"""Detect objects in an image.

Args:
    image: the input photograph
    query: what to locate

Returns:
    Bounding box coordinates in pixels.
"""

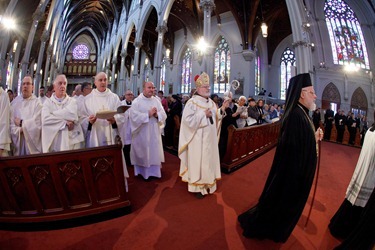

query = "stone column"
[119,50,127,95]
[0,34,11,88]
[0,0,18,87]
[132,41,142,95]
[111,59,117,93]
[154,23,168,90]
[344,74,348,101]
[49,55,56,83]
[34,30,50,96]
[371,81,374,106]
[286,0,313,75]
[199,0,215,73]
[20,6,45,79]
[43,46,52,86]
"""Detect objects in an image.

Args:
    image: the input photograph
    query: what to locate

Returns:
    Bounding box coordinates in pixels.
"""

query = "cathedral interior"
[0,0,374,122]
[1,1,375,248]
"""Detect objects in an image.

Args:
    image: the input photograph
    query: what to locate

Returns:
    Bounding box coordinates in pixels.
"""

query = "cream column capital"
[120,51,127,58]
[134,41,143,48]
[47,45,53,54]
[155,23,168,34]
[32,7,44,22]
[41,30,50,42]
[199,0,215,11]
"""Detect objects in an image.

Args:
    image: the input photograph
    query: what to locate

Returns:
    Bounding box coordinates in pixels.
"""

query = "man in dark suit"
[324,105,334,140]
[335,109,346,143]
[247,98,259,126]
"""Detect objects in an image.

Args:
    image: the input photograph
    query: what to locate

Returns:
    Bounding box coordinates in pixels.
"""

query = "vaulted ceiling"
[5,0,375,68]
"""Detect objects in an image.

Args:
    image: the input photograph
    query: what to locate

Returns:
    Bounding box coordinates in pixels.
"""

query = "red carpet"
[0,141,361,249]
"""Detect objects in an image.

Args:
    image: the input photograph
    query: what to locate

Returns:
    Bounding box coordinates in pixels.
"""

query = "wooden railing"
[0,144,130,223]
[324,124,362,147]
[221,122,281,173]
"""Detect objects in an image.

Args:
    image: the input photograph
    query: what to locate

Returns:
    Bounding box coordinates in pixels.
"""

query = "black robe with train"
[334,187,375,250]
[238,103,317,242]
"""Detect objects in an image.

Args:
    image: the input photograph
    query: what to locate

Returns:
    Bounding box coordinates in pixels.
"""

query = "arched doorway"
[322,82,341,112]
[350,87,368,116]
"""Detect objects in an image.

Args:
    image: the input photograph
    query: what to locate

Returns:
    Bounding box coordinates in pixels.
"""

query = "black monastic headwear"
[281,73,312,129]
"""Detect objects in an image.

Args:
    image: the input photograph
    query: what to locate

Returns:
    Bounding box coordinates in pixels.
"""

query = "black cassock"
[238,103,317,242]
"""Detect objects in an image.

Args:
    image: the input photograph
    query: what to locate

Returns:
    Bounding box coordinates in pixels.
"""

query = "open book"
[96,106,130,119]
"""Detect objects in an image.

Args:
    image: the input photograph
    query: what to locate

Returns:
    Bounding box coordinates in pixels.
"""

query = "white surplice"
[346,128,375,207]
[10,95,43,155]
[81,88,123,147]
[81,88,129,188]
[41,94,84,153]
[119,100,132,146]
[178,95,223,195]
[234,104,248,128]
[38,95,48,104]
[129,94,166,179]
[0,87,11,156]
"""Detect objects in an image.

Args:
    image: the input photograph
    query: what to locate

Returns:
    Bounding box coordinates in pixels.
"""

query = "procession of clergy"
[0,71,227,197]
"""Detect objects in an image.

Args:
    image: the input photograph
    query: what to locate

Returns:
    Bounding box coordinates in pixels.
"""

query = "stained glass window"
[280,47,296,100]
[255,56,261,95]
[181,47,192,94]
[214,36,230,93]
[324,0,370,69]
[6,61,12,90]
[160,58,166,91]
[72,44,89,60]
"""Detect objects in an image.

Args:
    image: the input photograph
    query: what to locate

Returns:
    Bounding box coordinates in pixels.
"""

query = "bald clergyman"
[129,81,167,180]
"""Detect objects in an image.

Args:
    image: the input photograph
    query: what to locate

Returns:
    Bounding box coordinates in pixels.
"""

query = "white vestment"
[81,89,129,187]
[119,100,132,146]
[81,88,123,147]
[0,87,11,156]
[234,104,248,128]
[75,94,86,147]
[38,96,48,104]
[41,94,84,153]
[75,95,85,115]
[345,128,375,207]
[178,95,223,195]
[130,94,166,179]
[10,95,43,155]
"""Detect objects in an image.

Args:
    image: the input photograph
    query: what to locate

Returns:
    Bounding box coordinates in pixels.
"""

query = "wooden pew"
[221,122,281,173]
[0,144,130,223]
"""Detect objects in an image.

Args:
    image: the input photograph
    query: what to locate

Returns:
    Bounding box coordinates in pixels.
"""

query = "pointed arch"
[351,87,368,115]
[321,82,341,110]
[137,4,159,42]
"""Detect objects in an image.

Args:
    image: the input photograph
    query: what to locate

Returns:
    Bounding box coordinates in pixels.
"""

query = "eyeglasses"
[302,90,316,95]
[199,85,210,89]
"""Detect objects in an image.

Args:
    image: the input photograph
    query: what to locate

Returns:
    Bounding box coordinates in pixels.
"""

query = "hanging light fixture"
[260,0,268,38]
